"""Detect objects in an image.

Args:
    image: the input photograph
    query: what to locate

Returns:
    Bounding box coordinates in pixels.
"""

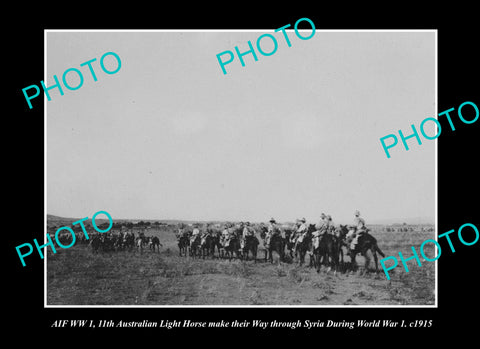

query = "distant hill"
[46,214,112,228]
[47,214,77,226]
[47,214,434,227]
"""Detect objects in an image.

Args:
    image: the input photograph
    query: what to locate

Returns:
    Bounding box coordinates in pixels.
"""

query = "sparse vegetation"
[47,221,436,306]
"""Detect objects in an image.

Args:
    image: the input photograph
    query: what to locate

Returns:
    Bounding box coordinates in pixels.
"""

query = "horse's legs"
[372,250,379,273]
[309,251,315,268]
[363,249,371,273]
[350,252,357,272]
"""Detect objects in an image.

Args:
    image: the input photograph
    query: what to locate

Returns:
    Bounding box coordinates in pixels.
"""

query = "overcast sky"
[46,30,436,224]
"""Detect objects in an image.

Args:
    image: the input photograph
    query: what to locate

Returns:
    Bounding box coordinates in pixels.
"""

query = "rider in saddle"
[314,213,328,236]
[293,217,308,249]
[312,213,329,248]
[241,221,254,248]
[191,223,201,244]
[201,223,210,237]
[348,210,367,251]
[176,223,188,239]
[221,223,231,247]
[243,221,255,239]
[266,218,280,246]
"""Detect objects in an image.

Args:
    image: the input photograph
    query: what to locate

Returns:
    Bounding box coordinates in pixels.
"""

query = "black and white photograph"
[8,7,478,340]
[44,30,436,306]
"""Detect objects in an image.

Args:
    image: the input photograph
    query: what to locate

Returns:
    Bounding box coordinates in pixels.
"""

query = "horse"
[90,234,102,253]
[200,233,213,259]
[209,230,223,258]
[259,226,285,264]
[242,235,259,262]
[136,235,149,253]
[294,224,315,267]
[347,230,386,273]
[149,236,162,252]
[123,232,135,251]
[283,228,296,260]
[101,233,115,252]
[335,225,350,268]
[177,228,191,257]
[312,232,340,273]
[222,234,241,261]
[189,234,201,258]
[201,228,223,259]
[113,232,124,251]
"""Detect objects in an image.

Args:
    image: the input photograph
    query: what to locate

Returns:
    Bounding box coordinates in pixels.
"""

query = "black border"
[9,5,479,341]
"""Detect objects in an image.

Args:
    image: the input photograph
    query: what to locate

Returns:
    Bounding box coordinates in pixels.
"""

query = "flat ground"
[46,225,436,306]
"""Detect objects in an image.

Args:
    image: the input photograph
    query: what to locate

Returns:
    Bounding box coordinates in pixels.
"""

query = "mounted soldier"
[263,218,284,263]
[293,217,308,250]
[242,221,255,242]
[265,218,281,247]
[201,223,211,239]
[311,213,327,253]
[221,223,232,248]
[187,223,201,257]
[347,210,368,251]
[313,213,328,239]
[242,222,259,262]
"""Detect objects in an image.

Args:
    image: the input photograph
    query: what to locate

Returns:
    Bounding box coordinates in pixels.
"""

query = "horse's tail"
[374,243,385,258]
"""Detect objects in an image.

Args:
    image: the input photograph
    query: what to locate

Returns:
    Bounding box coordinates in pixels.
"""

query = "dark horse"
[294,224,315,267]
[334,225,350,269]
[219,225,242,261]
[222,235,241,261]
[199,233,212,259]
[242,235,259,262]
[149,236,162,252]
[312,233,340,273]
[205,230,222,259]
[189,234,201,258]
[259,226,285,263]
[283,228,296,260]
[177,229,191,257]
[348,230,386,273]
[200,231,222,259]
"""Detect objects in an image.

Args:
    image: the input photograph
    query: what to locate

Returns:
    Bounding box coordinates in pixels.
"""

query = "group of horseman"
[176,209,370,263]
[266,210,368,254]
[176,221,259,259]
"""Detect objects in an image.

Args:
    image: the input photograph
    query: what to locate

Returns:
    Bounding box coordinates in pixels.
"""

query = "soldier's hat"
[269,218,276,223]
[300,217,306,223]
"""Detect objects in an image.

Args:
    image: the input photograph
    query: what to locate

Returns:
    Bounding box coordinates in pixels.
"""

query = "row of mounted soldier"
[175,211,385,273]
[54,210,385,274]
